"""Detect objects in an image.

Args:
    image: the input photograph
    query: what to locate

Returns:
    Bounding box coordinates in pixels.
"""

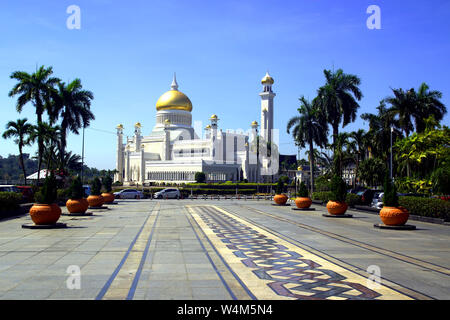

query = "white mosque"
[114,72,278,185]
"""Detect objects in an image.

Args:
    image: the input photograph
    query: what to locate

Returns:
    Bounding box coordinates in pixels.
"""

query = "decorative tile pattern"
[190,205,411,300]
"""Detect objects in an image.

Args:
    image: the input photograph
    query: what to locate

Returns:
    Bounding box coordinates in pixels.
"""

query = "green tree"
[9,66,60,181]
[2,118,33,184]
[358,157,386,188]
[316,68,363,148]
[30,122,61,172]
[287,96,328,193]
[50,79,94,166]
[195,172,206,183]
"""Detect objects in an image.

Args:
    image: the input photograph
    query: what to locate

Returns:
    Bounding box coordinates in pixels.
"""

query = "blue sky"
[1,0,449,170]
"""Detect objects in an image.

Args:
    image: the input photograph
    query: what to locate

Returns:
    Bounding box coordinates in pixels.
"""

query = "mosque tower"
[260,72,275,145]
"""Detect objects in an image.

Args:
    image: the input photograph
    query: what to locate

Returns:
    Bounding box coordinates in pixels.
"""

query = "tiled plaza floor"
[0,199,449,300]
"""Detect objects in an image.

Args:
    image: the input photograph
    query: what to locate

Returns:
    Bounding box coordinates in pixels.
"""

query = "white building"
[115,73,278,185]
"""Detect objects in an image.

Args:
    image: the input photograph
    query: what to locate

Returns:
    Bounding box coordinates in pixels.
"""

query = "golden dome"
[261,72,274,85]
[251,121,258,127]
[298,166,303,171]
[117,124,123,129]
[205,124,211,129]
[210,114,218,120]
[156,90,192,112]
[135,122,142,128]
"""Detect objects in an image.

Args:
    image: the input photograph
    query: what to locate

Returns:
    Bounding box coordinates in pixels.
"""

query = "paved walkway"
[0,199,448,300]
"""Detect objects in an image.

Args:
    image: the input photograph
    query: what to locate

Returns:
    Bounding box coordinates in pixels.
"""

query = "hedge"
[312,192,362,207]
[399,196,450,221]
[0,192,22,213]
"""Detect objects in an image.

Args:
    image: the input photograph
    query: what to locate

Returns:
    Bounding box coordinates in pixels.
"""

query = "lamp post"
[390,126,393,181]
[81,125,85,184]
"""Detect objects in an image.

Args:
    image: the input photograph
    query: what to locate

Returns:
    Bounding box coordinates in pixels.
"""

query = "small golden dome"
[117,124,123,129]
[210,114,218,120]
[251,121,258,127]
[135,122,142,128]
[156,90,192,112]
[298,166,303,171]
[261,72,274,85]
[164,119,171,124]
[205,124,211,129]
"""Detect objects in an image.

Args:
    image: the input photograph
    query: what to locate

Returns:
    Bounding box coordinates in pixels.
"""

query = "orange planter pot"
[295,197,312,209]
[87,195,105,208]
[101,193,115,204]
[66,198,89,214]
[274,194,288,205]
[380,206,409,226]
[326,201,348,215]
[29,203,62,225]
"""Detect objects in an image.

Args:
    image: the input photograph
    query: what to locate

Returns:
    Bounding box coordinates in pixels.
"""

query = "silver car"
[114,189,144,199]
[153,188,181,199]
[371,192,384,209]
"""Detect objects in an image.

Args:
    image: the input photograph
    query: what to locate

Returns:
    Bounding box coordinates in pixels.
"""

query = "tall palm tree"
[385,87,416,138]
[287,96,328,193]
[50,79,95,164]
[9,66,60,181]
[415,83,446,133]
[316,69,363,148]
[2,118,33,184]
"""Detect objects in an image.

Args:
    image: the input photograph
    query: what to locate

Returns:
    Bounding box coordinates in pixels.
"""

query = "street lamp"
[390,126,393,181]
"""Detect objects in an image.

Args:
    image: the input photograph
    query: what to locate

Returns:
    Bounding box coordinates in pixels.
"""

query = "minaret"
[134,122,142,151]
[115,124,124,183]
[260,72,276,144]
[171,73,178,91]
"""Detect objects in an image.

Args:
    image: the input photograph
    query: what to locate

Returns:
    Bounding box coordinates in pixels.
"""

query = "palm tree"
[316,68,363,148]
[9,66,60,181]
[348,129,367,185]
[50,79,95,164]
[2,119,33,184]
[287,96,328,193]
[332,132,353,176]
[30,122,61,172]
[415,83,446,133]
[385,87,416,138]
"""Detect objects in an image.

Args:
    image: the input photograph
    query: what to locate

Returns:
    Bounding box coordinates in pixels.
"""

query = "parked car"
[17,186,34,203]
[371,192,384,210]
[0,185,21,193]
[114,189,144,199]
[153,188,181,199]
[83,185,91,197]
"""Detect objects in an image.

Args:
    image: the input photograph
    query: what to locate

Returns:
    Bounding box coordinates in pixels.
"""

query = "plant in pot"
[326,175,348,215]
[66,177,89,214]
[30,173,62,225]
[274,180,288,205]
[379,173,409,226]
[295,182,312,209]
[87,177,105,208]
[101,176,115,204]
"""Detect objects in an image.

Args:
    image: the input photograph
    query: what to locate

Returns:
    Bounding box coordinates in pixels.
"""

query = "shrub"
[69,177,84,200]
[315,175,331,192]
[195,172,206,183]
[399,196,450,221]
[0,192,22,213]
[298,182,309,197]
[35,174,58,204]
[383,173,398,207]
[431,165,450,196]
[103,176,113,193]
[57,188,71,202]
[90,177,102,196]
[346,193,362,208]
[312,191,333,203]
[329,175,347,202]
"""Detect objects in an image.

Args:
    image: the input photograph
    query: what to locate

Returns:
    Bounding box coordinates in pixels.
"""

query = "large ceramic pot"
[274,194,288,205]
[66,198,89,214]
[326,201,348,215]
[101,193,115,204]
[295,197,312,209]
[87,195,105,208]
[29,203,62,225]
[380,206,409,226]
